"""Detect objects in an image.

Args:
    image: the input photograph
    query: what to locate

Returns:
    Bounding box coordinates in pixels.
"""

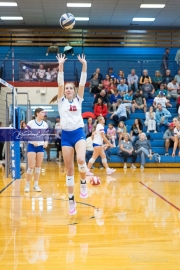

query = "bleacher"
[83,89,180,167]
[1,46,179,81]
[0,44,179,166]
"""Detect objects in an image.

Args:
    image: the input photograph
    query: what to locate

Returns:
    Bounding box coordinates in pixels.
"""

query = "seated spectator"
[113,78,118,87]
[119,133,137,169]
[162,70,173,85]
[156,83,168,97]
[175,69,180,84]
[167,78,180,99]
[141,78,155,100]
[132,90,147,113]
[153,70,163,91]
[108,78,116,94]
[130,118,143,145]
[163,123,175,156]
[103,75,111,92]
[153,91,172,109]
[46,42,59,56]
[117,79,128,97]
[117,121,127,143]
[91,68,103,84]
[108,67,117,79]
[172,117,180,157]
[90,73,101,94]
[134,133,152,170]
[117,70,126,83]
[109,88,122,112]
[94,98,108,119]
[63,42,74,56]
[84,117,93,137]
[107,123,117,147]
[127,69,138,91]
[110,99,127,125]
[139,69,152,88]
[85,133,94,166]
[123,89,135,114]
[156,103,172,132]
[93,90,108,106]
[145,106,157,133]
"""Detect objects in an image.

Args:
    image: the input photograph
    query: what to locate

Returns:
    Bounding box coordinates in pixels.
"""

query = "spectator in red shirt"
[94,98,108,120]
[103,75,110,91]
[108,78,116,95]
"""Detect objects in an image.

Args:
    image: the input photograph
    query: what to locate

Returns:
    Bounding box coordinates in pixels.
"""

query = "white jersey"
[37,69,46,79]
[174,126,180,138]
[26,119,49,146]
[154,97,168,108]
[58,95,84,131]
[46,71,52,81]
[93,124,105,145]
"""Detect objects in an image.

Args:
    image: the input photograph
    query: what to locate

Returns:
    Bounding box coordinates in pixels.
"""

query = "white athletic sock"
[34,181,39,186]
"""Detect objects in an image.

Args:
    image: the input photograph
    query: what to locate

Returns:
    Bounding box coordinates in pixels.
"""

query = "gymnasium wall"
[16,87,57,105]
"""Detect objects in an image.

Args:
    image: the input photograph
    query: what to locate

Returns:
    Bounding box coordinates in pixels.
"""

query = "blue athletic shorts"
[61,128,86,148]
[27,143,44,153]
[93,143,102,147]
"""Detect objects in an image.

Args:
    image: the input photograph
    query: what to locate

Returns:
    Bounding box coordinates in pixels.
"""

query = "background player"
[24,108,48,192]
[86,116,116,175]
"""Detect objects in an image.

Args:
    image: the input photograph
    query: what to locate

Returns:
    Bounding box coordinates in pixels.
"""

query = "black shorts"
[55,139,62,151]
[164,139,174,148]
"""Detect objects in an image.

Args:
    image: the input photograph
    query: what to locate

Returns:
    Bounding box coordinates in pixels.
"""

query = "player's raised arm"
[57,54,67,99]
[77,54,87,98]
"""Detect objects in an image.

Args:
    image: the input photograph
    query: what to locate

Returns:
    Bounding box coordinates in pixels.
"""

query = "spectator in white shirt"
[167,78,180,99]
[127,69,138,91]
[153,91,172,109]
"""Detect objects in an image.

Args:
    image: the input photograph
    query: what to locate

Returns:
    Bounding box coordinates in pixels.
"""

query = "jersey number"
[70,105,77,111]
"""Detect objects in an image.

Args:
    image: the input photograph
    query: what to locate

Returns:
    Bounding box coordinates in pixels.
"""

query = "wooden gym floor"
[0,163,180,270]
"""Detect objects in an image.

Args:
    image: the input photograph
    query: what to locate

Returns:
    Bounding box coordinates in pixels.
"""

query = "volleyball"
[90,176,101,186]
[59,13,75,30]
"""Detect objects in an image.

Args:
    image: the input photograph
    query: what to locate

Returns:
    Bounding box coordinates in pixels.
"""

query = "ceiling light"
[140,4,165,8]
[75,17,89,21]
[133,18,155,21]
[67,3,91,7]
[1,16,23,20]
[0,2,17,6]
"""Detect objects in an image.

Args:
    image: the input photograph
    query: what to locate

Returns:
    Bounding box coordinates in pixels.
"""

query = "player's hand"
[56,53,67,65]
[109,143,114,148]
[172,152,175,157]
[77,54,87,66]
[33,142,39,147]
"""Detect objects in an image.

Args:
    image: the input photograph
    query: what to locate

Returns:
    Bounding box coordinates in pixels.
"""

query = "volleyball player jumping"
[50,54,88,215]
[24,108,49,192]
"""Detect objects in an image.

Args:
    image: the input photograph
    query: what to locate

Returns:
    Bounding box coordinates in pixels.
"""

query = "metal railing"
[0,59,179,82]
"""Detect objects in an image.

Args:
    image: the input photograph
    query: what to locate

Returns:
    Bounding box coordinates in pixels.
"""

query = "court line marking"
[0,179,15,194]
[139,181,180,211]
